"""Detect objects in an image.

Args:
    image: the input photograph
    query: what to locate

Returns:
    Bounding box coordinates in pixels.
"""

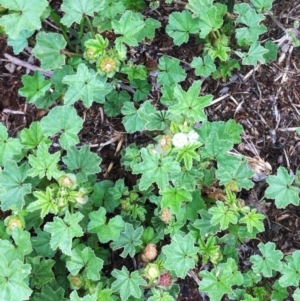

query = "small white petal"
[172,133,188,148]
[187,130,199,143]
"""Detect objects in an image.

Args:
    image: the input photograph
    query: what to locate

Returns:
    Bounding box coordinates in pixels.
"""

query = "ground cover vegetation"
[0,0,300,300]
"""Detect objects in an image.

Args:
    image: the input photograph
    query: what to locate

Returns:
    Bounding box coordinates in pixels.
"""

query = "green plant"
[0,0,299,300]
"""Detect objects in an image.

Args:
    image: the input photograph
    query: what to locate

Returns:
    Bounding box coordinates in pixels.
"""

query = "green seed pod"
[4,215,25,234]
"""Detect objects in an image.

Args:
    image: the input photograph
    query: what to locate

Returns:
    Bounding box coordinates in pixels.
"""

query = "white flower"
[172,133,188,148]
[187,130,199,143]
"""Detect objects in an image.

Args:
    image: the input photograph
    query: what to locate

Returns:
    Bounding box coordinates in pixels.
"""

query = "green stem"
[62,50,82,57]
[78,19,85,41]
[85,16,95,38]
[49,9,75,51]
[210,31,218,40]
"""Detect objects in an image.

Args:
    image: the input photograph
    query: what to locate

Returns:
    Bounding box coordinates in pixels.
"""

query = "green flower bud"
[4,215,25,234]
[68,274,84,290]
[97,56,120,78]
[145,263,160,280]
[58,173,77,190]
[75,187,89,205]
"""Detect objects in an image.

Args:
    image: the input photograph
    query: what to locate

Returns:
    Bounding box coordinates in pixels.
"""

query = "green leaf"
[199,258,243,301]
[131,79,151,102]
[216,155,254,191]
[0,228,32,263]
[148,289,175,301]
[66,246,103,281]
[161,187,192,214]
[7,29,34,55]
[234,3,267,46]
[191,55,216,77]
[186,0,213,17]
[26,256,55,289]
[208,201,238,230]
[265,166,300,208]
[236,41,268,65]
[160,84,176,106]
[44,211,84,256]
[250,242,283,277]
[166,10,200,45]
[112,10,145,46]
[110,223,143,258]
[263,40,278,62]
[0,0,48,39]
[106,179,128,212]
[0,253,32,301]
[198,4,226,39]
[293,288,300,301]
[145,110,171,131]
[62,145,101,182]
[27,186,59,218]
[174,142,201,170]
[197,120,242,145]
[51,65,75,94]
[0,123,22,166]
[132,147,181,191]
[162,233,198,278]
[193,210,220,236]
[199,236,221,264]
[28,142,61,180]
[278,250,300,287]
[0,161,31,211]
[212,59,240,81]
[32,32,66,70]
[61,0,103,27]
[104,90,130,117]
[157,56,186,86]
[19,71,51,103]
[239,209,265,233]
[88,207,125,243]
[135,17,161,41]
[20,121,51,150]
[270,280,288,301]
[121,102,147,133]
[31,228,56,258]
[172,167,201,191]
[121,63,147,81]
[169,81,212,122]
[98,0,125,18]
[250,0,274,13]
[206,39,231,62]
[201,132,233,160]
[31,284,66,301]
[121,144,141,171]
[63,63,111,107]
[84,34,109,61]
[111,266,147,301]
[40,105,83,149]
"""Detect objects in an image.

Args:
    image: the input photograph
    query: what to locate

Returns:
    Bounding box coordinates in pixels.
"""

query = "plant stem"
[85,16,95,38]
[62,50,82,57]
[49,9,75,51]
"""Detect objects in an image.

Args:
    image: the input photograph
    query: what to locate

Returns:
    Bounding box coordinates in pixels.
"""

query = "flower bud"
[144,263,160,280]
[4,215,25,234]
[158,273,172,287]
[68,274,84,290]
[75,187,89,205]
[58,174,77,190]
[160,208,172,223]
[141,243,157,263]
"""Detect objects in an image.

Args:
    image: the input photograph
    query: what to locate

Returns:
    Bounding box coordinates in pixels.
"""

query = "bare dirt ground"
[0,0,300,299]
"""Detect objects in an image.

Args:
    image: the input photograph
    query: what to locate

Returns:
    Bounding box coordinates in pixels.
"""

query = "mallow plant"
[0,0,299,300]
